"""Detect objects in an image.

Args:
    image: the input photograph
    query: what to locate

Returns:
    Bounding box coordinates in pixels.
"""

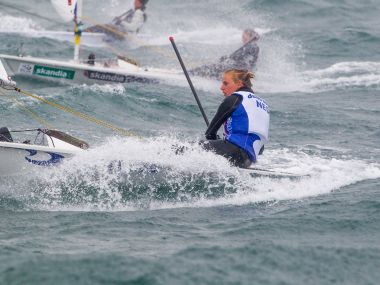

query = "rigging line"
[8,129,40,133]
[0,89,54,129]
[104,42,140,66]
[0,2,63,25]
[13,87,141,139]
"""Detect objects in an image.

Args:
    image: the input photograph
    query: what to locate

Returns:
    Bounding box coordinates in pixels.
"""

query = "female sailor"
[202,69,270,168]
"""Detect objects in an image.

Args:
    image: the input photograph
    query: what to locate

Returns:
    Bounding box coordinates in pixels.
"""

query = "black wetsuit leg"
[200,139,252,168]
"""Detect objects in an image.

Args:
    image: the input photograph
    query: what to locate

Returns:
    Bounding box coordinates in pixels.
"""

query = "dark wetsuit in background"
[0,127,12,142]
[189,39,260,79]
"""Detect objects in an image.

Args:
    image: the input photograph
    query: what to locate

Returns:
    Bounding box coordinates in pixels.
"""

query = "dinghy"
[1,0,107,47]
[0,53,183,85]
[0,59,89,177]
[169,37,307,179]
[49,0,128,47]
[0,128,88,177]
[0,0,180,85]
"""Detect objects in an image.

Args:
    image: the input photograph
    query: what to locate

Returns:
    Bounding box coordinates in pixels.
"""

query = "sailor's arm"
[112,9,133,25]
[120,9,145,33]
[229,41,259,61]
[205,94,242,140]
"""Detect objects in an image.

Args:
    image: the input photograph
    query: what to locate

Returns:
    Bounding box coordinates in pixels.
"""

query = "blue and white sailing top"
[224,90,269,161]
[205,87,270,162]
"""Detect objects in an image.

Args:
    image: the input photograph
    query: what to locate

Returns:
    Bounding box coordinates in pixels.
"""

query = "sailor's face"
[242,32,251,44]
[134,0,142,9]
[220,73,243,96]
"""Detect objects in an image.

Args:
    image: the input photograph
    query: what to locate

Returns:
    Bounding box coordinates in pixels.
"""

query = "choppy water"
[1,0,380,284]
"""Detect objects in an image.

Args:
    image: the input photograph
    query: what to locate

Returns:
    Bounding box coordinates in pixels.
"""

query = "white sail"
[0,60,8,80]
[51,0,77,22]
[0,59,16,88]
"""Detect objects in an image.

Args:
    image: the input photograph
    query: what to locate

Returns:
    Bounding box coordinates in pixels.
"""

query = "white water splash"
[255,61,380,94]
[186,150,380,209]
[24,136,380,211]
[0,13,41,32]
[76,83,126,95]
[141,26,272,47]
[302,61,380,92]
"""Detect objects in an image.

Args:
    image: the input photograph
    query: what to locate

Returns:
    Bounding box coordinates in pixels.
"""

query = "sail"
[51,0,77,22]
[0,60,16,88]
[0,60,8,81]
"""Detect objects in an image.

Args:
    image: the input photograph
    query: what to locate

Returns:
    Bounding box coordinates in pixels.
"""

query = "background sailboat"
[0,51,184,85]
[0,59,89,177]
[0,0,183,85]
[0,0,107,48]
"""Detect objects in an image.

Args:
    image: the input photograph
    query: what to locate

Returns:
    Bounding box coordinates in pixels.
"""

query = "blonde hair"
[224,69,255,88]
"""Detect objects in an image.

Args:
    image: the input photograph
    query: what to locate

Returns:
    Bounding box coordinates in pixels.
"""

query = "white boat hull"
[0,141,80,177]
[0,54,183,85]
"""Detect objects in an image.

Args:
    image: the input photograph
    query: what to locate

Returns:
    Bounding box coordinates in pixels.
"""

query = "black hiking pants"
[200,139,252,168]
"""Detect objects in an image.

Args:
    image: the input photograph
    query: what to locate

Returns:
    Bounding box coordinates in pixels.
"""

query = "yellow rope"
[0,89,54,129]
[13,87,141,138]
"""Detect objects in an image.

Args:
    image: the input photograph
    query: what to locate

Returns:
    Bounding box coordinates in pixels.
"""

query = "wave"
[1,1,379,96]
[73,83,126,95]
[255,61,380,94]
[140,27,273,47]
[2,136,379,212]
[301,61,380,92]
[0,13,41,33]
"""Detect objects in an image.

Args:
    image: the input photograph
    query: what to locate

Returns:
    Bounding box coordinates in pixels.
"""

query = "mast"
[73,0,83,62]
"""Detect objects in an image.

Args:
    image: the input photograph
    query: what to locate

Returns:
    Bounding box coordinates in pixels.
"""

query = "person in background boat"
[189,29,260,79]
[113,0,149,34]
[87,53,95,65]
[85,0,148,39]
[201,69,269,168]
[0,127,13,142]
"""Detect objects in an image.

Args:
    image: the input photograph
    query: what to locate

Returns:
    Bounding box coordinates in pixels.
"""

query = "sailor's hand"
[205,134,220,140]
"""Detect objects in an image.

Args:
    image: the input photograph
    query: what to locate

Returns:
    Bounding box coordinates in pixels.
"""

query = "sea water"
[0,0,379,284]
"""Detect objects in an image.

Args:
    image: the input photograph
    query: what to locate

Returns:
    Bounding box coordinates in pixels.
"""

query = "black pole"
[169,36,209,127]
